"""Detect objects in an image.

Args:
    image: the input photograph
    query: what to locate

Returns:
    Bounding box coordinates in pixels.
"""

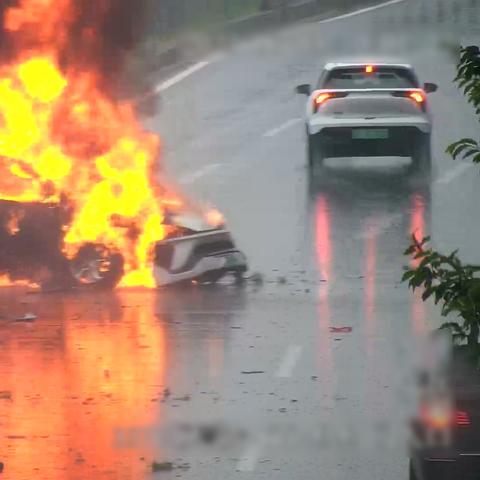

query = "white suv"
[296,63,437,172]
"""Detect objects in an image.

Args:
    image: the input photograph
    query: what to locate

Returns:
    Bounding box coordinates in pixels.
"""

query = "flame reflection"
[315,195,335,406]
[0,292,166,479]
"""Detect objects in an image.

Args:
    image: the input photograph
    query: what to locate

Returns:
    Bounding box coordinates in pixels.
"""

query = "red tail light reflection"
[456,411,471,426]
[421,407,471,429]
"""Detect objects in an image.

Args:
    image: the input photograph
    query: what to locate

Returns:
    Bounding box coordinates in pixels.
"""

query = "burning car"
[0,197,124,289]
[0,194,247,290]
[0,0,246,290]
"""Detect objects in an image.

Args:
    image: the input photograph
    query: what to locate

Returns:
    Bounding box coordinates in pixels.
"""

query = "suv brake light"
[312,91,348,112]
[391,90,426,111]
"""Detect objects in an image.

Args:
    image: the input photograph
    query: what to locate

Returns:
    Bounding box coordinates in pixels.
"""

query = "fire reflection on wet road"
[0,292,166,479]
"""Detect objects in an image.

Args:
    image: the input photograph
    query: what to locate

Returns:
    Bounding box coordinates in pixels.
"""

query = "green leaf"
[439,321,465,335]
[422,289,434,301]
[402,270,416,282]
[452,143,475,159]
[463,148,480,159]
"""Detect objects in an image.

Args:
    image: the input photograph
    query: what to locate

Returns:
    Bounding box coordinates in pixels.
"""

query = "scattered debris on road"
[330,326,352,333]
[248,272,264,285]
[199,425,220,444]
[241,370,265,375]
[0,391,12,400]
[173,394,191,401]
[14,313,37,322]
[151,461,174,472]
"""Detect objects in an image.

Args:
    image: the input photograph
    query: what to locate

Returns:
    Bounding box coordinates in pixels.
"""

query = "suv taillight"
[312,91,348,113]
[391,90,427,111]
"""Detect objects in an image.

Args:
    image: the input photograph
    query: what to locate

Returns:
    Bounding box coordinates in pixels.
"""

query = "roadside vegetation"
[403,46,480,361]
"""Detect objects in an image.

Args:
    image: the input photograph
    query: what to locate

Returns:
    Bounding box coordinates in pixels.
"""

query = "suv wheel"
[409,460,418,480]
[307,131,325,170]
[411,133,431,175]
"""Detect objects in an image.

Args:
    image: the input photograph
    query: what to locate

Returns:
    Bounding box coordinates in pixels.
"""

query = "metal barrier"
[146,0,480,38]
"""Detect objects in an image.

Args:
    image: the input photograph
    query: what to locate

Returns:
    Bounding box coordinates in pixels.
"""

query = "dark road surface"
[2,0,480,478]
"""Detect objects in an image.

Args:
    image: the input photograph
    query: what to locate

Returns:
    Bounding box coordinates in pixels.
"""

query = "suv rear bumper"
[308,115,431,136]
[311,126,428,157]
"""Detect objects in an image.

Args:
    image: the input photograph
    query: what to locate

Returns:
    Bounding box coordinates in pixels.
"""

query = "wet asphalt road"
[2,0,480,479]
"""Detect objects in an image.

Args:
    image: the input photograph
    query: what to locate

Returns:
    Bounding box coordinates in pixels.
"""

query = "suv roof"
[324,62,413,71]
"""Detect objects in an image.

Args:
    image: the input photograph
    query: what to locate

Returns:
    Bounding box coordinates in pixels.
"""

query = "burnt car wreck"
[0,199,247,290]
[0,199,124,290]
[154,212,248,287]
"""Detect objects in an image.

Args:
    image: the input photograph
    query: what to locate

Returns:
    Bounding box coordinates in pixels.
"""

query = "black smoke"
[0,0,149,94]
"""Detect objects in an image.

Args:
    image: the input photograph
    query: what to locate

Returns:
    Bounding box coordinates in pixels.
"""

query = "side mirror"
[424,82,438,94]
[296,84,311,96]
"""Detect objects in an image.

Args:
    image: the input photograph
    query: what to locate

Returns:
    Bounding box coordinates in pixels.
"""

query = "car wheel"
[68,243,124,290]
[307,132,325,170]
[411,133,431,175]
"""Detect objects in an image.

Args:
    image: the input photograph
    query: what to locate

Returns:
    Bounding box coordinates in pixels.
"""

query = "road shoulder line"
[319,0,407,24]
[263,118,303,138]
[435,163,473,185]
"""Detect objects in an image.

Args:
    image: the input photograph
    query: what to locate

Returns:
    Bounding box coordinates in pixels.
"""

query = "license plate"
[352,129,389,140]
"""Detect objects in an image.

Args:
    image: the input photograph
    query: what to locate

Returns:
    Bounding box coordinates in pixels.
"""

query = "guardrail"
[146,0,375,37]
[140,0,480,76]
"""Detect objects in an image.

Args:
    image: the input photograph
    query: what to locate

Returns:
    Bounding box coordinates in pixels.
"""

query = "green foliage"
[403,45,480,359]
[403,236,480,348]
[445,46,480,164]
[456,46,480,114]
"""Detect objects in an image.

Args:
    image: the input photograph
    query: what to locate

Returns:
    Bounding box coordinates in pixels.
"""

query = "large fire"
[0,0,178,287]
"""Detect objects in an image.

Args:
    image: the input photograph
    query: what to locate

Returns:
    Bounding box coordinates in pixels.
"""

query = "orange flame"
[0,0,184,287]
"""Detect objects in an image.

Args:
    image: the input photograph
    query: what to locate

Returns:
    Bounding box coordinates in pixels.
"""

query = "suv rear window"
[322,67,418,89]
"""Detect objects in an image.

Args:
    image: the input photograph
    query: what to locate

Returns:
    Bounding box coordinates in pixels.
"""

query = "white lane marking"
[319,0,407,24]
[263,118,302,138]
[178,163,224,185]
[236,442,263,472]
[155,60,212,92]
[275,345,303,378]
[434,163,473,185]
